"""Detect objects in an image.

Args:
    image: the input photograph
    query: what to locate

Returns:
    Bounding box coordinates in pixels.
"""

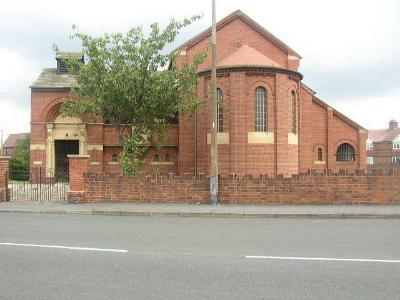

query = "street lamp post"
[210,0,218,205]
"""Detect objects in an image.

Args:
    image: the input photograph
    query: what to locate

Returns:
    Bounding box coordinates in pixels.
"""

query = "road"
[0,213,399,299]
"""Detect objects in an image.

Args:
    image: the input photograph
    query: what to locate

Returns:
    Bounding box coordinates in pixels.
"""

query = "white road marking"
[246,255,400,263]
[0,242,128,253]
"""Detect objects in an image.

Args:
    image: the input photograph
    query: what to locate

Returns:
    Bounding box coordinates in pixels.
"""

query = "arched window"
[317,148,323,161]
[165,153,170,162]
[216,88,223,132]
[291,91,297,134]
[336,143,355,161]
[112,153,118,162]
[255,87,267,132]
[153,153,160,162]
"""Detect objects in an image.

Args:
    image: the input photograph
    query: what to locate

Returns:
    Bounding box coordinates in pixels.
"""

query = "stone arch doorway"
[46,115,87,177]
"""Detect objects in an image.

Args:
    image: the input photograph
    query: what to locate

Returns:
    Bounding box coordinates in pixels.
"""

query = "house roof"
[216,44,283,68]
[174,10,302,58]
[369,128,400,142]
[30,68,77,89]
[2,133,29,148]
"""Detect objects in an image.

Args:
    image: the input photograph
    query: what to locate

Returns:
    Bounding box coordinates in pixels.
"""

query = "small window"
[153,153,160,162]
[255,87,267,132]
[165,154,170,162]
[291,91,297,134]
[392,157,400,165]
[112,153,118,162]
[366,139,373,150]
[216,88,223,132]
[336,143,355,161]
[367,157,374,165]
[393,142,400,149]
[317,148,323,161]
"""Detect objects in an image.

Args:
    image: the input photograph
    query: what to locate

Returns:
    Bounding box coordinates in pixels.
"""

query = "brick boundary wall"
[0,157,10,201]
[218,170,400,205]
[68,156,400,204]
[83,173,210,203]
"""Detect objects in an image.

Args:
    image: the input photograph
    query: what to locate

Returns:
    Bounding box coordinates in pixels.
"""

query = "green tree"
[9,134,30,181]
[57,17,206,173]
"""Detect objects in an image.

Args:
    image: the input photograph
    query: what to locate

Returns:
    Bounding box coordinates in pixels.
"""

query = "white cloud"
[330,95,400,130]
[0,0,399,134]
[0,99,30,142]
[0,48,37,89]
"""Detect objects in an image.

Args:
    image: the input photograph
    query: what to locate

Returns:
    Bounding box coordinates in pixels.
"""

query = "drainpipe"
[194,110,198,174]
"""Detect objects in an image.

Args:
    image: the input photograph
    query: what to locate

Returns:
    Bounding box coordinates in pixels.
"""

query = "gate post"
[67,155,89,203]
[0,156,11,202]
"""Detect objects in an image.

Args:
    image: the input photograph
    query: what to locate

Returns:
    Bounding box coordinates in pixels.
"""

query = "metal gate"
[7,168,69,202]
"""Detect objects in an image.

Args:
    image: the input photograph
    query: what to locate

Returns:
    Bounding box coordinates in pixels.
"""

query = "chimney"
[389,119,398,130]
[55,52,84,75]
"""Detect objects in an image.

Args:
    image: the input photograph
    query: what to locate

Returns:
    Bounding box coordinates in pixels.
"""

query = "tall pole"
[0,130,3,156]
[210,0,218,205]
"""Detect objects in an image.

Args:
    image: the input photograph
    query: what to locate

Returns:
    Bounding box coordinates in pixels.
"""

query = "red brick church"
[30,10,367,177]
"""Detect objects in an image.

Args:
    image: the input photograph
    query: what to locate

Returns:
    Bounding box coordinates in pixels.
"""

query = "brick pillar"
[326,107,334,170]
[230,72,246,173]
[0,156,10,202]
[68,155,89,203]
[358,129,368,170]
[275,74,298,176]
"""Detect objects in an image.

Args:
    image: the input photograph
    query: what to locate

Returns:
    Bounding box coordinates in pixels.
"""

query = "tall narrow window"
[291,91,297,134]
[216,88,223,132]
[317,148,323,161]
[255,87,267,132]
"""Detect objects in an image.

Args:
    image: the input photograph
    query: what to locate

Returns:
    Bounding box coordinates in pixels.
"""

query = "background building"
[2,133,29,156]
[367,120,400,171]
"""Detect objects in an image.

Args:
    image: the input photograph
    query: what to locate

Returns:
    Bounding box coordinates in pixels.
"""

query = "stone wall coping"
[0,156,11,160]
[67,155,90,158]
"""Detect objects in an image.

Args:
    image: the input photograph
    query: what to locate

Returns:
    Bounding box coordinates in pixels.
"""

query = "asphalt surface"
[0,213,399,299]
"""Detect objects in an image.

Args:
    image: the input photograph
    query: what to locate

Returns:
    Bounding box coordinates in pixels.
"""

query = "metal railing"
[7,168,69,202]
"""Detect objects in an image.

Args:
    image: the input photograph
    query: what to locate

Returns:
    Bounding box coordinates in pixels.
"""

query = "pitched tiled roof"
[216,44,282,68]
[369,128,400,142]
[2,133,29,148]
[174,10,301,58]
[30,68,77,89]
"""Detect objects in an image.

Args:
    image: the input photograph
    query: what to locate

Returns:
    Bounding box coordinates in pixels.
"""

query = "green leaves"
[57,16,206,173]
[9,134,30,179]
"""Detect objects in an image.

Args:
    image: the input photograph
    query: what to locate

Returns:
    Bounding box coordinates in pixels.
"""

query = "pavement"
[2,201,400,218]
[1,213,400,299]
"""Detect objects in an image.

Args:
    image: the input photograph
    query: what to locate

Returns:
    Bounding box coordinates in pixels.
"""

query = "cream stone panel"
[30,143,46,150]
[314,161,326,165]
[207,132,230,145]
[288,133,298,145]
[87,144,104,151]
[52,128,81,140]
[247,132,274,144]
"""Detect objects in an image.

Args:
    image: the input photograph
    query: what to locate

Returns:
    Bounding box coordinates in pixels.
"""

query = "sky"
[0,0,399,141]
